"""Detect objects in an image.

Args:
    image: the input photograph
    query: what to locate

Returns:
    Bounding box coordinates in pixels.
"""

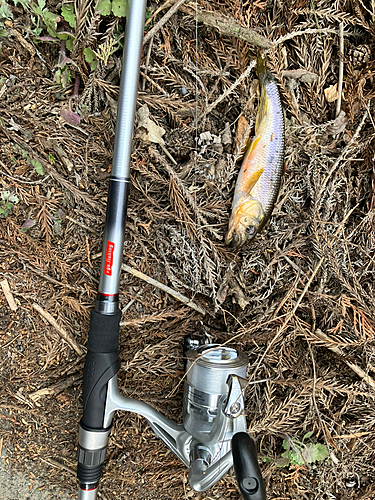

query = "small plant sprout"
[0,190,19,218]
[29,0,60,37]
[280,432,329,467]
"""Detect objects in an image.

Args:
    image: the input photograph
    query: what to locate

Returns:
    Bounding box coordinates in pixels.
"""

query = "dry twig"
[121,264,206,315]
[0,279,18,311]
[315,329,375,391]
[32,303,84,356]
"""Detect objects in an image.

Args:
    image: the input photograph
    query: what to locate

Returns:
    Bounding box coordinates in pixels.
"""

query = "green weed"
[0,190,19,218]
[279,432,329,467]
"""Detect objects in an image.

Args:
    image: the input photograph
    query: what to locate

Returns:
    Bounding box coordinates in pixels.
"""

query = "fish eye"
[246,226,256,236]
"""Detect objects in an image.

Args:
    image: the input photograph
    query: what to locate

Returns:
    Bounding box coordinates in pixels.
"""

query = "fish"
[225,56,285,249]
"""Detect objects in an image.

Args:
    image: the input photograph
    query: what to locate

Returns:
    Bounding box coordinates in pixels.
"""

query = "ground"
[0,1,375,499]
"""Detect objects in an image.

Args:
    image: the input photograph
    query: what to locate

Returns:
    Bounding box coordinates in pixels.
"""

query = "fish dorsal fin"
[244,167,264,194]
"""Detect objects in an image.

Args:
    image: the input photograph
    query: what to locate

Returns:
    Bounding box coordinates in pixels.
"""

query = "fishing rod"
[76,1,266,499]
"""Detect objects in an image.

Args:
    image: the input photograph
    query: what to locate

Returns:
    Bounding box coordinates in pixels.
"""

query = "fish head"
[225,199,264,248]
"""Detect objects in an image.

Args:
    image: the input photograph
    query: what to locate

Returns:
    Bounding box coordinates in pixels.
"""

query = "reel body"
[183,345,248,490]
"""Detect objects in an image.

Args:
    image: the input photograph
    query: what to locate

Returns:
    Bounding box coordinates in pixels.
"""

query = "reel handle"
[232,432,266,500]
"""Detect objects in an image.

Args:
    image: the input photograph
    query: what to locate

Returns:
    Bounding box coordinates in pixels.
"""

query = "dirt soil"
[1,1,375,499]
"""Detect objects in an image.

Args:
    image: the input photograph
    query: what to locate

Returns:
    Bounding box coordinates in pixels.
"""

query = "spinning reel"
[78,339,265,499]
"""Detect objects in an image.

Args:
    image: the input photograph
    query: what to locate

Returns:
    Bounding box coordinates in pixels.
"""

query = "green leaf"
[83,47,98,71]
[303,443,329,464]
[61,3,75,28]
[38,0,46,9]
[31,25,43,36]
[43,10,59,37]
[66,36,73,51]
[302,431,313,442]
[0,28,7,37]
[0,3,13,19]
[31,159,44,175]
[57,31,74,51]
[274,456,290,468]
[112,0,126,17]
[29,1,43,16]
[97,0,111,15]
[288,447,304,466]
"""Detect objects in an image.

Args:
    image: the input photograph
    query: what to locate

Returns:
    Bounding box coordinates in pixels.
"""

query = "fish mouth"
[225,228,247,249]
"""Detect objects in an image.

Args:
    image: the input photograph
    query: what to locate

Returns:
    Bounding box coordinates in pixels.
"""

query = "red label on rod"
[104,241,115,276]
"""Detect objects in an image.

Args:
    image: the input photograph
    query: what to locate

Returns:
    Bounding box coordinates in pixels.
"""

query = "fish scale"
[226,58,285,249]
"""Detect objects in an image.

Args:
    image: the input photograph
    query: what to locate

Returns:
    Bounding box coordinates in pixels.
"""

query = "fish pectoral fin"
[243,134,261,159]
[244,167,264,194]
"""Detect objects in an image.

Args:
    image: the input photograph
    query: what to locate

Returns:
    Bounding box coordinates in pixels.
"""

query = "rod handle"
[81,310,121,429]
[232,432,266,500]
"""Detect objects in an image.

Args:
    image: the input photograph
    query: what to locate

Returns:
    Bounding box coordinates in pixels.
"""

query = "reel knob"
[232,432,266,500]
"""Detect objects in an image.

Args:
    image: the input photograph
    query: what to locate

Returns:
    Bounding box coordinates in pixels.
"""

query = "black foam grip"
[232,432,267,500]
[81,350,120,429]
[87,310,122,353]
[81,310,122,429]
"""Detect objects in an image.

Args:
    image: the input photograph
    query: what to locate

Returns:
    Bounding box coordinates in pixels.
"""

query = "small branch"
[29,373,82,401]
[0,279,18,312]
[180,4,273,49]
[336,22,344,119]
[121,264,206,315]
[32,303,84,356]
[144,0,188,45]
[206,60,256,115]
[65,215,99,235]
[315,329,375,391]
[275,27,340,45]
[142,35,154,91]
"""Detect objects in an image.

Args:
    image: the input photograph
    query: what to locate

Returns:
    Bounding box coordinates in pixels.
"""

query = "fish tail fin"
[255,55,269,133]
[256,54,268,84]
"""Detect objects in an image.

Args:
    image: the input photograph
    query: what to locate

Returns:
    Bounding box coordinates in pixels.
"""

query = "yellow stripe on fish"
[225,56,285,249]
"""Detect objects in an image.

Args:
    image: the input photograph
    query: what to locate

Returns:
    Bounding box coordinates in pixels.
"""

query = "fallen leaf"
[282,69,318,84]
[136,104,165,145]
[234,115,251,158]
[326,110,347,135]
[21,219,36,231]
[222,122,232,146]
[60,108,81,126]
[324,84,339,103]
